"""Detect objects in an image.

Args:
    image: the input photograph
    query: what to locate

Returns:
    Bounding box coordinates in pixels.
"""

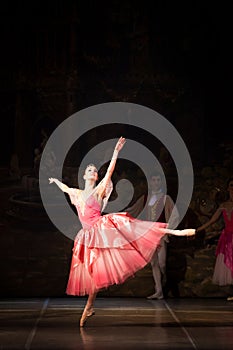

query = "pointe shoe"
[80,308,95,327]
[178,229,196,237]
[227,296,233,301]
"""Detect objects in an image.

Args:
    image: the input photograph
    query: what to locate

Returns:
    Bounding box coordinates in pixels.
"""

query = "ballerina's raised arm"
[102,137,126,184]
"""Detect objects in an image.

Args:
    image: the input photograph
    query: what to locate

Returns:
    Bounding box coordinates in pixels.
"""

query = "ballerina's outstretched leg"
[165,228,196,237]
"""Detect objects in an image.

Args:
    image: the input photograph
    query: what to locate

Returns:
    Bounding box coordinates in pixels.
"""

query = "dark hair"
[85,163,97,171]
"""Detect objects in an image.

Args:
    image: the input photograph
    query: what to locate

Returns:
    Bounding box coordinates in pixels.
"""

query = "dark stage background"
[0,1,232,298]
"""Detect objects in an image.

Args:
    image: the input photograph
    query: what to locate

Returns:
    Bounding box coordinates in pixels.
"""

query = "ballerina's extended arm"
[48,177,71,193]
[196,207,222,232]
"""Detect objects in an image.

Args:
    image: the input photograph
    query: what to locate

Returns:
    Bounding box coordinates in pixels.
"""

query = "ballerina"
[49,137,195,326]
[197,177,233,301]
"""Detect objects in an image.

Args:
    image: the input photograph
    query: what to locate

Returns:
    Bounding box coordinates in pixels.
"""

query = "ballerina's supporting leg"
[80,292,97,327]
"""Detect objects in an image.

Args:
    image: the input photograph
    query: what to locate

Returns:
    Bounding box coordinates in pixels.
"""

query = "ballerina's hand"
[115,136,126,152]
[49,177,55,184]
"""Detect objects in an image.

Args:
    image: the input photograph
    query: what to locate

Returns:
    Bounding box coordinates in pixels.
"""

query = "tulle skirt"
[212,253,233,286]
[66,212,168,296]
[212,228,233,286]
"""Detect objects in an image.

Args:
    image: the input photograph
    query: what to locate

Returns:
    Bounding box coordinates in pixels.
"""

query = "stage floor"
[0,297,233,349]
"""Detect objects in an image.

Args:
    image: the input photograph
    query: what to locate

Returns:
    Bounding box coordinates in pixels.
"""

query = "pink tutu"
[212,209,233,285]
[65,181,194,296]
[66,211,168,295]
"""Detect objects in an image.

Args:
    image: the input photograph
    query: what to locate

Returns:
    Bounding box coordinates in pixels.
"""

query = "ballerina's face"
[84,165,98,182]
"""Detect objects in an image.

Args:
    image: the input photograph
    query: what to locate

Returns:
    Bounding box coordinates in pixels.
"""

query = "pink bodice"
[75,195,102,229]
[222,208,233,232]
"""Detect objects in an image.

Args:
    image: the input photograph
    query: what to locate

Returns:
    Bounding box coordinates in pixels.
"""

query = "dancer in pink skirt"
[49,137,195,326]
[197,177,233,300]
